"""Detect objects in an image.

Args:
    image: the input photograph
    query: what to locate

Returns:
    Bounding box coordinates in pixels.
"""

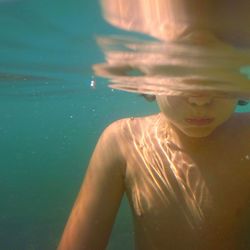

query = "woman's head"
[155,94,239,138]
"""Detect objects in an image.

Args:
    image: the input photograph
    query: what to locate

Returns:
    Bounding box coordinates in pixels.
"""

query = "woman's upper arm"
[58,121,126,250]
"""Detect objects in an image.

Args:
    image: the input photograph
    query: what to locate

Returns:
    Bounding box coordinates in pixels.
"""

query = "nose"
[187,95,213,106]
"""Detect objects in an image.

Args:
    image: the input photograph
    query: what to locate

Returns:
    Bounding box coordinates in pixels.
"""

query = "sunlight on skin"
[122,114,210,229]
[57,1,250,249]
[58,104,250,249]
[117,93,238,230]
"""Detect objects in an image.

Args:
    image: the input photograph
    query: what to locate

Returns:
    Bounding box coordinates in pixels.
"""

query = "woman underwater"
[58,0,250,249]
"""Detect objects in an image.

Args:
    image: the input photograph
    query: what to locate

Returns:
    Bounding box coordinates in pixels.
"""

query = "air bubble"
[90,76,96,89]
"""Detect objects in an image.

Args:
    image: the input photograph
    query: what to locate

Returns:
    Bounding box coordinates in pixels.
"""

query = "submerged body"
[58,0,250,248]
[58,107,250,250]
[119,113,250,250]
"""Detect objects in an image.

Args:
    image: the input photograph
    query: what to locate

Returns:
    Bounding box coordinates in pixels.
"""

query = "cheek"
[215,100,237,117]
[157,96,184,110]
[156,97,186,120]
[165,96,184,107]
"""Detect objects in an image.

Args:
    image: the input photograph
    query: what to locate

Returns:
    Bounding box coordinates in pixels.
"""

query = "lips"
[185,117,215,126]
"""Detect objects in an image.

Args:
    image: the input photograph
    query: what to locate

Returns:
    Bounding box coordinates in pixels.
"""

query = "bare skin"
[58,0,250,248]
[58,94,250,250]
[121,113,250,250]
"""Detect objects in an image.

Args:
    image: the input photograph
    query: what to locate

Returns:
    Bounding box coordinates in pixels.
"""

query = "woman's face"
[156,94,237,138]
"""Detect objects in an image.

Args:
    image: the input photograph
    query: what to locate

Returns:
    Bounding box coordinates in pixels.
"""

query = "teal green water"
[0,1,249,250]
[0,1,158,249]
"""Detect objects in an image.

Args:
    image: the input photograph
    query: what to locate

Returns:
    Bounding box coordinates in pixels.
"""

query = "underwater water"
[0,0,158,249]
[1,0,250,250]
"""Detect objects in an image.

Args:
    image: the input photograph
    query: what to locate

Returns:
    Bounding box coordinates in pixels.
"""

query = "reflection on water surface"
[95,0,250,99]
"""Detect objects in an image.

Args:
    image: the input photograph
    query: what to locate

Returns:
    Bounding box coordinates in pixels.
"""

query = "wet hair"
[140,94,249,106]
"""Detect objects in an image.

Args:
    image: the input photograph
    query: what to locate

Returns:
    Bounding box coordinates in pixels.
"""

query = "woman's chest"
[124,140,250,230]
[125,154,250,249]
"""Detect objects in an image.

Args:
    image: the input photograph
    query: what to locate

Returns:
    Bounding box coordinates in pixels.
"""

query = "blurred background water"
[0,0,158,249]
[0,0,249,250]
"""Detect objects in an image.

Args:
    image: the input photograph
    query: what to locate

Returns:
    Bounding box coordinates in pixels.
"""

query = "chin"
[181,127,216,138]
